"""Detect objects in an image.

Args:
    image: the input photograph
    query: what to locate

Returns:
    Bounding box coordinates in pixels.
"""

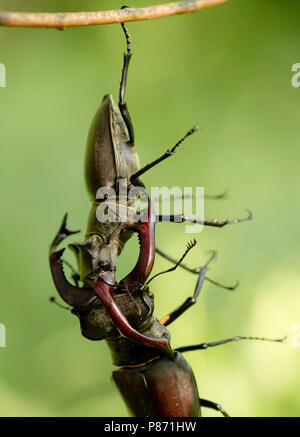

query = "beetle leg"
[155,246,238,290]
[160,252,216,327]
[156,209,252,228]
[175,335,287,353]
[119,18,134,144]
[204,189,228,200]
[130,125,199,183]
[153,189,228,202]
[200,398,230,417]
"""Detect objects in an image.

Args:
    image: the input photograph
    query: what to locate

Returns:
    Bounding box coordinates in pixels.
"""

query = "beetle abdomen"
[85,94,140,200]
[113,352,201,417]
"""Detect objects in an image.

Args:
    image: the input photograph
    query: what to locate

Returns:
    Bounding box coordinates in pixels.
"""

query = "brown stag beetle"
[49,20,286,417]
[49,20,254,357]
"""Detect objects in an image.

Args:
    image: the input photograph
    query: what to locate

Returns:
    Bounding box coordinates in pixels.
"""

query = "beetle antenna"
[49,296,71,311]
[146,239,197,286]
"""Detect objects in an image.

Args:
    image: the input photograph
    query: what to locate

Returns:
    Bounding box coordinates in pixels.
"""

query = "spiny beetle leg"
[200,398,230,417]
[152,189,228,203]
[204,189,228,200]
[155,246,239,291]
[157,209,252,228]
[160,252,216,327]
[119,17,134,144]
[175,335,287,353]
[205,276,239,291]
[130,125,200,183]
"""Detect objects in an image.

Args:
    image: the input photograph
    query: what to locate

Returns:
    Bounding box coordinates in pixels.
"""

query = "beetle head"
[69,231,120,285]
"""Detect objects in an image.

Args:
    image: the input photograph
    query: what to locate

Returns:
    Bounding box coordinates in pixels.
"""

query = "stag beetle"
[49,21,283,417]
[49,19,252,353]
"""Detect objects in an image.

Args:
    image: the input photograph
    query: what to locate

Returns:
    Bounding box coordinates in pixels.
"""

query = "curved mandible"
[121,199,156,290]
[93,275,172,356]
[49,214,98,308]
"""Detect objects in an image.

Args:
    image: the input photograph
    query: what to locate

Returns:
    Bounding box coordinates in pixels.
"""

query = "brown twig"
[0,1,228,30]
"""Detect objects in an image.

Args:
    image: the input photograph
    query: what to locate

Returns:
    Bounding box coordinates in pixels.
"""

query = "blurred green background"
[0,0,299,417]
